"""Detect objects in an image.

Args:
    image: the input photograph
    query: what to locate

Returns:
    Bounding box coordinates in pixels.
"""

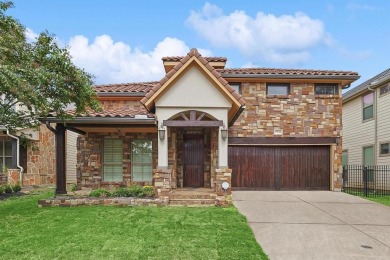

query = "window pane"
[363,93,374,105]
[342,151,348,166]
[267,86,288,95]
[5,141,12,156]
[315,85,337,95]
[230,83,241,94]
[132,140,152,182]
[103,165,123,182]
[380,83,390,96]
[380,143,390,155]
[5,157,12,168]
[363,146,374,166]
[363,105,373,120]
[103,139,123,181]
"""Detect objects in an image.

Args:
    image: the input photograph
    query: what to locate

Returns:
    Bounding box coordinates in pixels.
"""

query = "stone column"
[214,168,232,195]
[153,167,172,198]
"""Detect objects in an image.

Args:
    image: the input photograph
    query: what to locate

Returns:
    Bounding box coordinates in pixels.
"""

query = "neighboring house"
[0,96,78,188]
[342,68,390,166]
[44,49,359,195]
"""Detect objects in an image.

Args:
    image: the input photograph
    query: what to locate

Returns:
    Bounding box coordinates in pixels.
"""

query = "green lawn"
[0,191,267,260]
[365,196,390,206]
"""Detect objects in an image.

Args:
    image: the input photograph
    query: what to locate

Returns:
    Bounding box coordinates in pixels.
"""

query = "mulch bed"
[0,192,27,201]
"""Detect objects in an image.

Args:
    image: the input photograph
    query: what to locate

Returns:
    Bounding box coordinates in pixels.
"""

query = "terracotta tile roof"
[343,68,390,101]
[47,108,155,118]
[218,68,359,76]
[162,56,227,62]
[142,49,246,108]
[93,81,159,93]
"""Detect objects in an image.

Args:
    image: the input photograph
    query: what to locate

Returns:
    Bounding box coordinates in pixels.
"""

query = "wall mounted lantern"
[221,125,228,140]
[158,124,166,141]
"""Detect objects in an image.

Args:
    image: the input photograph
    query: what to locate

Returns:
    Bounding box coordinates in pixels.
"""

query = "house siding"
[343,86,390,165]
[376,90,390,165]
[66,131,78,187]
[342,95,375,164]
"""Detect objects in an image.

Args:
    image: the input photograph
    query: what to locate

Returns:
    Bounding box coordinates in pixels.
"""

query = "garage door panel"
[230,146,275,189]
[229,146,330,190]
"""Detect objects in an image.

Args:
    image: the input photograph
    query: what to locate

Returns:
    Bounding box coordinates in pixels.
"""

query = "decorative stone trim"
[214,168,232,195]
[153,167,172,198]
[38,197,169,207]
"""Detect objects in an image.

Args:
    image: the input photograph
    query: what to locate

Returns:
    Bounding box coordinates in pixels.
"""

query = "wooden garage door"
[229,146,330,190]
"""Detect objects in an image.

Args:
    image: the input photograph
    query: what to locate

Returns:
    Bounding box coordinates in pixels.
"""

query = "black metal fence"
[343,165,390,197]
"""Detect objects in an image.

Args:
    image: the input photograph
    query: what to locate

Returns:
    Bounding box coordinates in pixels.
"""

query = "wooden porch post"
[55,123,66,194]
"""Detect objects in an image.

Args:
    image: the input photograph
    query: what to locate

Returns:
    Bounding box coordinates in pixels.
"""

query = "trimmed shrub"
[128,185,144,197]
[12,183,22,192]
[4,185,13,193]
[0,185,4,194]
[142,186,155,197]
[89,189,111,197]
[112,187,130,197]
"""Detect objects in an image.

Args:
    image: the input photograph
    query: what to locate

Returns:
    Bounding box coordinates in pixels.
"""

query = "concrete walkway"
[233,191,390,260]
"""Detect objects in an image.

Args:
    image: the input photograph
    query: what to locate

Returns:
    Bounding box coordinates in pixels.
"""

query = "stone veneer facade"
[77,132,158,189]
[23,125,56,185]
[0,125,56,186]
[229,82,343,189]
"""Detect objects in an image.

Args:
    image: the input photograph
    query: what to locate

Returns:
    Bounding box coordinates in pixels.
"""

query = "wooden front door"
[183,135,204,187]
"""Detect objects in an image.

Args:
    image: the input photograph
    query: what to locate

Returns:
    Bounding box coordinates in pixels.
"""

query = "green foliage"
[70,184,78,192]
[0,185,4,194]
[4,184,13,193]
[128,185,144,197]
[142,185,155,197]
[89,189,111,198]
[12,182,21,192]
[0,1,101,131]
[111,187,130,197]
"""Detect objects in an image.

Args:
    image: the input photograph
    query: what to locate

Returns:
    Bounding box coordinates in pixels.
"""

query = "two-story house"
[342,68,390,166]
[44,49,359,195]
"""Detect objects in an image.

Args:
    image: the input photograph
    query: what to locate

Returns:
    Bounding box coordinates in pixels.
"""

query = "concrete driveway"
[233,191,390,260]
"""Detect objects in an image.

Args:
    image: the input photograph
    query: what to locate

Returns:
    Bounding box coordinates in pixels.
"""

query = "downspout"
[6,130,24,185]
[367,85,377,165]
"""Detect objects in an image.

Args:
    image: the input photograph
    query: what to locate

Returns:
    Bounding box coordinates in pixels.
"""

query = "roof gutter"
[40,117,156,125]
[229,105,246,127]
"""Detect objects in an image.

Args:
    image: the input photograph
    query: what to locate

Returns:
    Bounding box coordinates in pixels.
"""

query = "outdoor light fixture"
[336,136,340,145]
[158,124,165,141]
[221,125,228,140]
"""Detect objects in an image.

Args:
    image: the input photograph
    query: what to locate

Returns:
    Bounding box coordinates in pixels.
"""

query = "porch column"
[55,123,66,194]
[218,125,228,167]
[158,125,168,167]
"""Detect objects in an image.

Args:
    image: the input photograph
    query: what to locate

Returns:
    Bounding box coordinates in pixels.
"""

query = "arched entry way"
[164,110,222,188]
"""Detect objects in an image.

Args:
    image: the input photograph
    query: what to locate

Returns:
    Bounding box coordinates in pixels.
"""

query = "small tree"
[0,1,100,131]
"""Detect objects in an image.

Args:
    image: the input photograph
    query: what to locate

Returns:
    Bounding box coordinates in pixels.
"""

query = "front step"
[169,198,216,206]
[170,194,217,200]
